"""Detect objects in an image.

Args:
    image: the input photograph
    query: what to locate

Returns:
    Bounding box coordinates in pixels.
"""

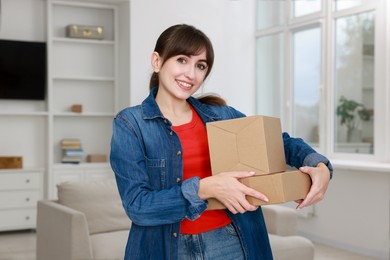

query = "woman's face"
[153,50,209,101]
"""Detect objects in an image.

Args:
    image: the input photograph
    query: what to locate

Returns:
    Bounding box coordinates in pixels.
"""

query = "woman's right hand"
[199,171,269,214]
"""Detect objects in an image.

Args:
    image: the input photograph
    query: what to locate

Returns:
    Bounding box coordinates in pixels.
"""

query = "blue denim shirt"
[110,87,333,260]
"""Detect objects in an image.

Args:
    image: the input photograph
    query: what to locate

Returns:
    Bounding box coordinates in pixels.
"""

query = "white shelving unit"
[0,0,129,230]
[47,0,119,198]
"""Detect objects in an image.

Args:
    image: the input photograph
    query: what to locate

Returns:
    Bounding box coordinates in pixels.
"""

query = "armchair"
[262,205,314,260]
[36,180,313,260]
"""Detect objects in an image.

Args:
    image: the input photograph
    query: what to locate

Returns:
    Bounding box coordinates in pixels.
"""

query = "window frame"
[255,0,389,164]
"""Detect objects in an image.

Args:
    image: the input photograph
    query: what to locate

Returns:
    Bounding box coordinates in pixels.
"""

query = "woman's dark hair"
[149,24,226,106]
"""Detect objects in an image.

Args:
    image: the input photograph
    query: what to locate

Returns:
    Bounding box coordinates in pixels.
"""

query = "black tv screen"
[0,39,46,100]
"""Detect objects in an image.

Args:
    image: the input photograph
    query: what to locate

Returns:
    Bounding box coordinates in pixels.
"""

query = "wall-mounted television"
[0,39,46,100]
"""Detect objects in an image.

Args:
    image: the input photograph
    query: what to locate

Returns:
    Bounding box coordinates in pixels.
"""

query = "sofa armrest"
[262,205,297,236]
[36,200,93,260]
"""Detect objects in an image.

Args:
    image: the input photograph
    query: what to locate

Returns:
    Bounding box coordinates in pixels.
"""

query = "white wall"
[0,0,46,41]
[129,0,256,115]
[298,167,389,259]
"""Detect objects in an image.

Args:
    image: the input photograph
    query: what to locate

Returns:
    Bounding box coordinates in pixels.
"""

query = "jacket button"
[176,178,181,183]
[170,131,173,135]
[164,119,168,124]
[172,232,178,238]
[177,150,182,156]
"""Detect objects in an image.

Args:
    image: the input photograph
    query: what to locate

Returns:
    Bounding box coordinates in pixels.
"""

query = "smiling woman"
[110,24,333,260]
[152,52,209,114]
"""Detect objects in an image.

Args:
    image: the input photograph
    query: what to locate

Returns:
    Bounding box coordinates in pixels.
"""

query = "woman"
[110,24,333,260]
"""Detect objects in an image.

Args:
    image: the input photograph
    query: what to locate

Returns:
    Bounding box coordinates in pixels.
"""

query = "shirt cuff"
[303,153,334,179]
[181,177,207,220]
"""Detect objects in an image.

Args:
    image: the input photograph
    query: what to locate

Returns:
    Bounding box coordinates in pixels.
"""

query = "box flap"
[206,116,286,175]
[206,123,239,174]
[262,117,286,172]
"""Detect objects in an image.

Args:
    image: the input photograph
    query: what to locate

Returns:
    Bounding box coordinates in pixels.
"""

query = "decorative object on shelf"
[87,154,107,163]
[71,104,83,113]
[336,96,372,142]
[0,156,23,169]
[66,24,104,40]
[61,139,84,164]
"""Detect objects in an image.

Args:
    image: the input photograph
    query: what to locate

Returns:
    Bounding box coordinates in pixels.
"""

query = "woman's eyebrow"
[197,59,208,64]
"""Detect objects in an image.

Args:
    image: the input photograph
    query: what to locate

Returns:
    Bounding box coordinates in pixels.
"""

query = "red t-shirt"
[172,105,231,234]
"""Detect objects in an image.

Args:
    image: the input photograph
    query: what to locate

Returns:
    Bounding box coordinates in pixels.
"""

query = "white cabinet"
[47,0,119,198]
[51,163,114,199]
[0,169,43,231]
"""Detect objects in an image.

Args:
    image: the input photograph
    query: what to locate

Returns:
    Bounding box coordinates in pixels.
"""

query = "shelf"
[0,168,45,174]
[52,76,115,81]
[53,162,110,170]
[51,1,115,41]
[0,112,48,117]
[53,112,115,117]
[52,37,115,45]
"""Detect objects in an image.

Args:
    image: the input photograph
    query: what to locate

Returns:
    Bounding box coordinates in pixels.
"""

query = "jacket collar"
[141,87,221,122]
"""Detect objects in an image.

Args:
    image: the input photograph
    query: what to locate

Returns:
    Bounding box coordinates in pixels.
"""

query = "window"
[293,0,321,17]
[292,26,321,146]
[334,12,375,154]
[255,0,387,160]
[256,34,284,119]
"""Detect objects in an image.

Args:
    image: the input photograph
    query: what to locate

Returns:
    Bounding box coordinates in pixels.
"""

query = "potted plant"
[336,96,371,142]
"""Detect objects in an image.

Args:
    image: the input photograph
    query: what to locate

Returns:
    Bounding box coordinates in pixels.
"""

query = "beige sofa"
[263,205,314,259]
[36,180,313,260]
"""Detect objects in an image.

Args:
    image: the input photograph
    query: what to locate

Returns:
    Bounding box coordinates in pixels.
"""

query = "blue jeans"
[178,224,245,260]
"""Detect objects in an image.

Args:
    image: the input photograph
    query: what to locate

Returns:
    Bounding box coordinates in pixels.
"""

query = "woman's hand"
[295,162,330,210]
[199,171,269,214]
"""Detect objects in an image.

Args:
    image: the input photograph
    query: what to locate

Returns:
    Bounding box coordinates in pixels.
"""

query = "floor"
[0,230,381,260]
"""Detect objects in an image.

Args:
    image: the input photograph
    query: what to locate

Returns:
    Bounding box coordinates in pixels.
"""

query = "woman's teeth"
[177,81,192,89]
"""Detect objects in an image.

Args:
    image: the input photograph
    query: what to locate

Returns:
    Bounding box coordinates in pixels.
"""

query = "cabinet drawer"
[0,190,41,209]
[85,168,115,181]
[0,173,40,190]
[0,209,36,231]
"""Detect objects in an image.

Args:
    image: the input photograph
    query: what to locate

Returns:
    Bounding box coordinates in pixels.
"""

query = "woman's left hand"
[295,162,330,210]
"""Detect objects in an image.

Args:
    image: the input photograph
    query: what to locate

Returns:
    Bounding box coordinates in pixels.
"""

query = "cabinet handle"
[25,179,30,183]
[26,197,30,202]
[25,216,30,220]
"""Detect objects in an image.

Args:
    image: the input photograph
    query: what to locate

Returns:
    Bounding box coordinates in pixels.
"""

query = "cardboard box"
[206,116,286,176]
[205,116,311,210]
[0,156,23,169]
[87,154,107,163]
[206,170,311,210]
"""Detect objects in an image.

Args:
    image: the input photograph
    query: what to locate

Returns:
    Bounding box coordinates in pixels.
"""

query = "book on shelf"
[61,138,81,145]
[61,156,83,164]
[63,149,84,157]
[60,138,84,164]
[61,138,82,150]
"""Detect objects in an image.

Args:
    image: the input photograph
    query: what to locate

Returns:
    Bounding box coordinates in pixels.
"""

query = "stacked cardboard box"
[206,116,311,210]
[61,139,84,164]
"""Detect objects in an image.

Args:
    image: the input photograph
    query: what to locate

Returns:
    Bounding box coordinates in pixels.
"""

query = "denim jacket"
[110,87,333,260]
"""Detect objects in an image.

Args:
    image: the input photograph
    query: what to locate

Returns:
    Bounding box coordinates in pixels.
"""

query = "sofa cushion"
[57,179,131,234]
[268,234,314,260]
[90,230,129,260]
